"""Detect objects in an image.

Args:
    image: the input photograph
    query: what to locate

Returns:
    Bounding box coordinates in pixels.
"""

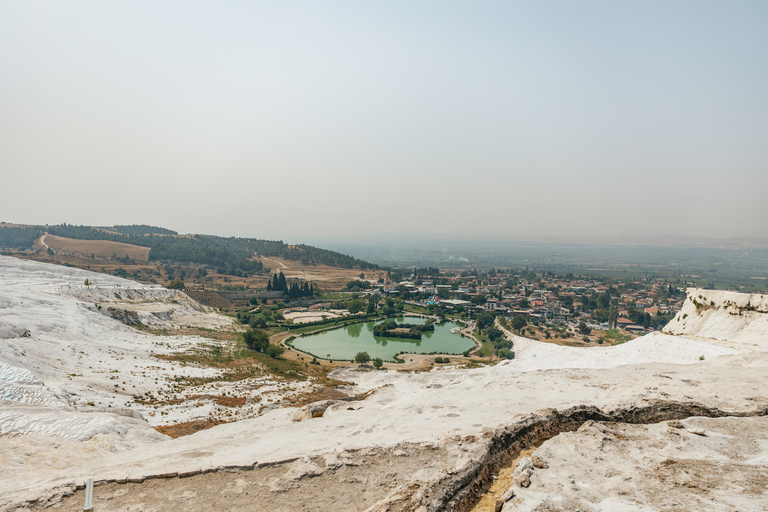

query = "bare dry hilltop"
[1,255,767,511]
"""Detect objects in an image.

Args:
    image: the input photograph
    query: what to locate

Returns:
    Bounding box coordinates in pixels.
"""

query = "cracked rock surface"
[504,416,768,512]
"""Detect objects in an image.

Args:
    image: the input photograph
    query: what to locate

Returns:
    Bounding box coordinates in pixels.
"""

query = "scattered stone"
[514,457,535,488]
[531,454,548,469]
[291,400,341,422]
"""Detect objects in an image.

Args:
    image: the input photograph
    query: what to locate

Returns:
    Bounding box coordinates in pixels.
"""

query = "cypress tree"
[278,271,287,292]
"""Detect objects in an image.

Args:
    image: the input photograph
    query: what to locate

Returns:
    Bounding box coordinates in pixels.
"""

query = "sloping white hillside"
[664,287,768,349]
[0,256,229,413]
[499,330,740,371]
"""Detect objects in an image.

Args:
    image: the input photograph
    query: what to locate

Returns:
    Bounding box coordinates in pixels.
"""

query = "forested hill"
[111,225,178,235]
[0,224,380,273]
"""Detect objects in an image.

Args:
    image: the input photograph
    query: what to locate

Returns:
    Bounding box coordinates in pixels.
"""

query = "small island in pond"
[373,319,435,340]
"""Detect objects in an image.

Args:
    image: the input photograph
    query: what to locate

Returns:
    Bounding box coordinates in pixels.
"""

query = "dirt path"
[260,256,288,269]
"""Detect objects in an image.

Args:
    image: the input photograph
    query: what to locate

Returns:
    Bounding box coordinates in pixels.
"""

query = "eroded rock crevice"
[408,400,768,512]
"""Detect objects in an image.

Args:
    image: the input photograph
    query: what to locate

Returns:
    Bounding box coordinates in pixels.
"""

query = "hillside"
[42,234,151,261]
[664,287,768,346]
[0,223,380,274]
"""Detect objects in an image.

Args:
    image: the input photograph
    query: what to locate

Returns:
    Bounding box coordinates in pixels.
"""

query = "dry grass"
[43,234,150,261]
[184,290,233,308]
[257,256,387,289]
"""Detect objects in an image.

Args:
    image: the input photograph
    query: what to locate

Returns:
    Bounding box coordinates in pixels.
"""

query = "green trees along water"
[372,320,435,339]
[243,329,269,352]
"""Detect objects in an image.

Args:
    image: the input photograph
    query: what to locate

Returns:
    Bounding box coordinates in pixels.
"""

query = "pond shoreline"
[288,315,473,363]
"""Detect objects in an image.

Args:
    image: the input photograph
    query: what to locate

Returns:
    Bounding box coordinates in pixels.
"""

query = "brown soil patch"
[184,290,233,308]
[213,395,247,407]
[470,447,535,512]
[154,419,230,439]
[44,234,150,261]
[284,386,350,407]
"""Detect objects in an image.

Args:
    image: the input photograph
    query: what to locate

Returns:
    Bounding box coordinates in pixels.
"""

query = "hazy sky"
[2,1,767,242]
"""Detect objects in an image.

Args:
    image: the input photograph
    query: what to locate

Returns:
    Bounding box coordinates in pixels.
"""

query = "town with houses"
[373,267,683,336]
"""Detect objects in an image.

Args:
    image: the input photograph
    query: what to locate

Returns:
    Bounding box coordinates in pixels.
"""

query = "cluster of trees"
[354,351,370,364]
[267,272,287,291]
[475,312,517,359]
[345,280,371,291]
[372,320,434,339]
[238,307,284,328]
[0,226,43,249]
[243,328,284,358]
[413,267,441,278]
[167,280,185,290]
[624,307,675,330]
[346,298,365,314]
[353,351,384,368]
[381,297,405,315]
[268,243,380,269]
[111,225,178,235]
[267,272,315,299]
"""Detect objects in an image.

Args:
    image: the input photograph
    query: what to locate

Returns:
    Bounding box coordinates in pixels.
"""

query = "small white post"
[83,478,93,512]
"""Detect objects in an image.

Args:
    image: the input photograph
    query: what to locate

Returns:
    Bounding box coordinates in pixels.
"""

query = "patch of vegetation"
[600,329,634,344]
[372,320,434,339]
[354,351,371,364]
[0,226,43,249]
[112,224,178,235]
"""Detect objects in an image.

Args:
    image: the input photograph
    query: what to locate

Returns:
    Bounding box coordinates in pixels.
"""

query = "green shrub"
[265,344,285,358]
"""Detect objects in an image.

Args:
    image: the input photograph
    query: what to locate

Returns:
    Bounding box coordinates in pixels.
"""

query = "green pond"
[292,316,474,362]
